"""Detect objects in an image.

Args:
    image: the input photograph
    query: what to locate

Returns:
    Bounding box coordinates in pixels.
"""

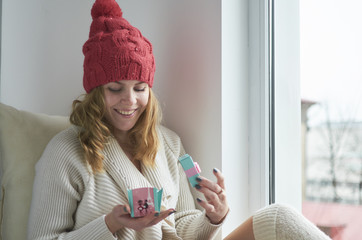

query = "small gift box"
[179,154,201,187]
[127,187,163,217]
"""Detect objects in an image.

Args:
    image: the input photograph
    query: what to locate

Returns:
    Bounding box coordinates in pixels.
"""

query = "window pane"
[301,1,362,239]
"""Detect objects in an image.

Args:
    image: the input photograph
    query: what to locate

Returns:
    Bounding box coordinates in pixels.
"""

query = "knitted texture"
[83,0,155,93]
[27,126,222,239]
[253,204,331,240]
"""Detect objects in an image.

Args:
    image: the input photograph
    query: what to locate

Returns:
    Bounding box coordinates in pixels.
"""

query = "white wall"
[0,0,90,115]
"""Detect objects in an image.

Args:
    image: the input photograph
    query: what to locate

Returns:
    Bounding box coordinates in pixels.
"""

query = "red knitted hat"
[82,0,155,93]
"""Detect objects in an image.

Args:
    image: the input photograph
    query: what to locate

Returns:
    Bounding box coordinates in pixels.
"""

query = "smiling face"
[103,80,150,141]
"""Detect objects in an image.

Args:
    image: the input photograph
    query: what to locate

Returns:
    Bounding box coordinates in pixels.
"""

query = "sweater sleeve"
[174,162,222,240]
[159,126,222,239]
[27,130,116,240]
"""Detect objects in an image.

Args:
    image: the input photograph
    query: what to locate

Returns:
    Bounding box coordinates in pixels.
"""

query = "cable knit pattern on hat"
[83,0,155,93]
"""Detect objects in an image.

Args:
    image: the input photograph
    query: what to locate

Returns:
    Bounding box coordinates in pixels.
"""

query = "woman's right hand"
[105,204,176,234]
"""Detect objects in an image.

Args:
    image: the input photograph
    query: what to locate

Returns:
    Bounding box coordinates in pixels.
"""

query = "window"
[300,1,362,239]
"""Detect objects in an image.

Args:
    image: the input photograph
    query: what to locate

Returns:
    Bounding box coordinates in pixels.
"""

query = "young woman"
[27,0,331,239]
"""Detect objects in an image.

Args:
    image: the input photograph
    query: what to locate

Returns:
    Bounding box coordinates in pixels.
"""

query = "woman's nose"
[121,90,136,105]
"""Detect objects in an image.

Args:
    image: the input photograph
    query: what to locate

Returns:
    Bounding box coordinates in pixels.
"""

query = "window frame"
[248,0,302,212]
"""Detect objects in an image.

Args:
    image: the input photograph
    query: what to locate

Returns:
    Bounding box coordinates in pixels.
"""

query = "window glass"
[300,1,362,239]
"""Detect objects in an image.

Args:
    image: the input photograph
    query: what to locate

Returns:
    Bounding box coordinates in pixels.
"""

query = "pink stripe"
[194,162,201,173]
[185,163,201,177]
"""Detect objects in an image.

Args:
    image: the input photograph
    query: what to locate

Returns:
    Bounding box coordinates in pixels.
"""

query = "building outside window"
[300,1,362,239]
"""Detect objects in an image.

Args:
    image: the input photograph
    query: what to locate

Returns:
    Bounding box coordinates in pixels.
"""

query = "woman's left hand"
[194,168,229,224]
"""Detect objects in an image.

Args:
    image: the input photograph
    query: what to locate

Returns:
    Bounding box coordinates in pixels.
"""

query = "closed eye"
[134,87,146,92]
[108,87,122,92]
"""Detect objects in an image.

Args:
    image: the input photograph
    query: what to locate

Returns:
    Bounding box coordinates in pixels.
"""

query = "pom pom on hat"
[91,0,123,19]
[82,0,155,93]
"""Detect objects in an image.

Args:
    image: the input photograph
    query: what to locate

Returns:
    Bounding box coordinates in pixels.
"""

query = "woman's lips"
[114,109,137,117]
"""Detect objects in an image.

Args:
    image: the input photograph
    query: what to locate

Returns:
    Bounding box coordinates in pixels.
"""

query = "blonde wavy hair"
[70,86,162,173]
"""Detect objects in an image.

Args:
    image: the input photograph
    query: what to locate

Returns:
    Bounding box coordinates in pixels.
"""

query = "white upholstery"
[0,103,69,240]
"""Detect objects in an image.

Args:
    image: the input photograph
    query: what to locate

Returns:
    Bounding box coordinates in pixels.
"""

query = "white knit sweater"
[27,125,330,240]
[27,125,222,240]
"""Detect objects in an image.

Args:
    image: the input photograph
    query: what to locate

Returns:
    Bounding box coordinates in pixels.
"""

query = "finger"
[132,208,170,223]
[122,204,131,215]
[148,209,176,226]
[216,189,227,202]
[114,209,175,232]
[213,168,226,190]
[140,211,161,222]
[195,176,223,195]
[124,216,151,231]
[126,211,158,229]
[196,197,216,213]
[195,184,221,204]
[113,204,131,216]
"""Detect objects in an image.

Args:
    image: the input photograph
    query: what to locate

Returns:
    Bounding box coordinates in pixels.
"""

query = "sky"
[300,0,362,125]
